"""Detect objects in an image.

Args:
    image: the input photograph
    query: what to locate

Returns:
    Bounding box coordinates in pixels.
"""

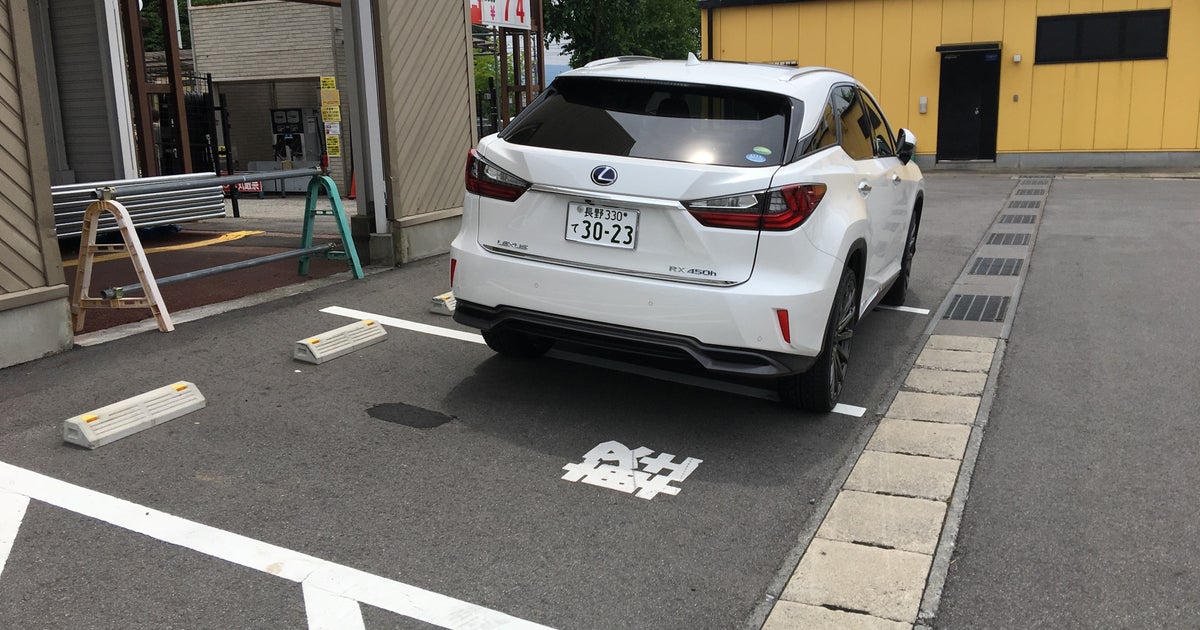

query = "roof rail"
[787,66,836,81]
[583,55,661,68]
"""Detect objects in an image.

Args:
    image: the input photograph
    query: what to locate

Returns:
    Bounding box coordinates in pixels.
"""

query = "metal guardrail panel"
[52,173,226,238]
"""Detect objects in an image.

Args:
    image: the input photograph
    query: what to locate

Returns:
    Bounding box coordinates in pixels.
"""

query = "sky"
[544,38,572,81]
[544,39,571,65]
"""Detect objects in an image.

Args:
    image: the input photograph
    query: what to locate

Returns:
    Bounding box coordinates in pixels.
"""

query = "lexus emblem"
[590,165,618,186]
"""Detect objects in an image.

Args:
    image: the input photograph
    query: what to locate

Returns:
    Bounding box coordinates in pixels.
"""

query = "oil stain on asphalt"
[367,403,454,429]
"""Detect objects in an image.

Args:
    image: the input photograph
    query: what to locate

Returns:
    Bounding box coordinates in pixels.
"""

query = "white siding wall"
[195,0,348,189]
[191,0,336,81]
[1,0,72,369]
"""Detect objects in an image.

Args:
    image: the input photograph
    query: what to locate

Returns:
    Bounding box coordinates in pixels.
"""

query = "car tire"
[481,328,554,358]
[779,265,858,412]
[881,215,917,306]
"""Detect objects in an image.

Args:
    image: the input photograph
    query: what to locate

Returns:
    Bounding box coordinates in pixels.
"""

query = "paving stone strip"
[763,335,994,627]
[760,176,1048,629]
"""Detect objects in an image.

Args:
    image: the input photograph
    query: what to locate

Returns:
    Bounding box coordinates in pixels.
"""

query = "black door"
[936,49,1001,161]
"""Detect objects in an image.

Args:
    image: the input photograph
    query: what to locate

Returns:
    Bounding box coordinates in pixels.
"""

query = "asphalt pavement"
[933,176,1200,629]
[4,173,1195,629]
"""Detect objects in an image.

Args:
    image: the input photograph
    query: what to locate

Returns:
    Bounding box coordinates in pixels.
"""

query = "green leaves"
[543,0,700,68]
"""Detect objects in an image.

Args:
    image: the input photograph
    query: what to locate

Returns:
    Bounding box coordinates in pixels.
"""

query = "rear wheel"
[481,328,554,358]
[881,216,918,306]
[779,265,858,412]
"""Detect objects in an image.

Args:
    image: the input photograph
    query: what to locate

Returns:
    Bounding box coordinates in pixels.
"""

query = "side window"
[810,102,838,153]
[859,90,896,158]
[831,85,873,161]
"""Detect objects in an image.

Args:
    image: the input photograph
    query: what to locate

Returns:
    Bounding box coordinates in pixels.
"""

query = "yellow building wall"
[706,0,1200,156]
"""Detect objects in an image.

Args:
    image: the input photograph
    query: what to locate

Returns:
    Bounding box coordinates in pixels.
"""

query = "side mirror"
[896,128,917,165]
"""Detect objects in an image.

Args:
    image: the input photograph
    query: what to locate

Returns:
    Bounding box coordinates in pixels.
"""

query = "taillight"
[685,184,825,231]
[764,184,826,231]
[465,149,530,202]
[450,258,457,288]
[685,193,764,229]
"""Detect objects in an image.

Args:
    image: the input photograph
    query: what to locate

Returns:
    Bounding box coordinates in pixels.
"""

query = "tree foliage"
[543,0,701,68]
[141,0,243,52]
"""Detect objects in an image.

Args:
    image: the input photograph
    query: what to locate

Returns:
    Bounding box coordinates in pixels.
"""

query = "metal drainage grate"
[1015,189,1046,195]
[1008,200,1041,209]
[1000,214,1037,224]
[943,294,1011,322]
[970,257,1023,276]
[987,232,1031,246]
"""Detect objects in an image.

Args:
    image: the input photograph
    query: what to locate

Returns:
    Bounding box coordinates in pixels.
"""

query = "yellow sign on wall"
[321,105,341,122]
[321,88,340,106]
[319,76,337,90]
[325,135,342,157]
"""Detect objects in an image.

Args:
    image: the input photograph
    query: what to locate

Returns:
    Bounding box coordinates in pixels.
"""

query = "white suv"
[450,55,924,411]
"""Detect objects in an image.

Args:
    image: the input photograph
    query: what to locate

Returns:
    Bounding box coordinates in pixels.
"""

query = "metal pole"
[349,0,388,235]
[162,0,193,173]
[218,92,239,217]
[186,0,198,77]
[101,244,335,299]
[93,168,322,199]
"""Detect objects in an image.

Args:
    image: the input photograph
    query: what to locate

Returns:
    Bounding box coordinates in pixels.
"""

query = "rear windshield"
[501,77,794,167]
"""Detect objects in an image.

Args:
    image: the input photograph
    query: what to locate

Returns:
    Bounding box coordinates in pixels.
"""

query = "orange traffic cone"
[348,172,356,199]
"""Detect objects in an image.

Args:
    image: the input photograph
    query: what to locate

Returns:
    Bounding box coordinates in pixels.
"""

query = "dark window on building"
[1035,9,1169,64]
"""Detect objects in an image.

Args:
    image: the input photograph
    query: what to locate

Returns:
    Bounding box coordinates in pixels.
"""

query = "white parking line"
[552,350,778,402]
[322,306,868,417]
[0,491,30,580]
[0,461,552,630]
[831,404,867,417]
[875,305,932,315]
[303,582,366,630]
[321,306,485,344]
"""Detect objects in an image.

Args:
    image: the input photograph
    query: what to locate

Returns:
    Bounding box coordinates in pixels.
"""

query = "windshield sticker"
[752,146,772,156]
[745,153,767,163]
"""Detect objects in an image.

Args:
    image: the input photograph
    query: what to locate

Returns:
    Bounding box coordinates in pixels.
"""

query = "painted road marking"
[876,305,932,315]
[0,491,30,580]
[321,306,485,344]
[562,441,702,500]
[303,582,366,630]
[561,352,870,418]
[0,461,553,630]
[323,307,868,417]
[831,403,867,418]
[63,230,265,267]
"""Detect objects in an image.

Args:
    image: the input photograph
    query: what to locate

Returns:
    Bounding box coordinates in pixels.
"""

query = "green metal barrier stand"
[299,175,364,279]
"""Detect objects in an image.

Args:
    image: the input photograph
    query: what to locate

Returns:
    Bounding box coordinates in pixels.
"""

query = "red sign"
[221,180,262,194]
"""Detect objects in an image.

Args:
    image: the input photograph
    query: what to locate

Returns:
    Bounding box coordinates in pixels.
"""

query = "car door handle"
[891,173,902,185]
[858,181,872,196]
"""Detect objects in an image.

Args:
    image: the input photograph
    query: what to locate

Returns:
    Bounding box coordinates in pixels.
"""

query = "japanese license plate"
[565,202,639,249]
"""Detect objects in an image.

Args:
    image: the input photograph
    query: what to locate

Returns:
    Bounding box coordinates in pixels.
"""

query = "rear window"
[501,77,794,167]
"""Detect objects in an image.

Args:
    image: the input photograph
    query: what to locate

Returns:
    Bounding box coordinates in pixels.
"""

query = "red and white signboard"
[473,0,529,30]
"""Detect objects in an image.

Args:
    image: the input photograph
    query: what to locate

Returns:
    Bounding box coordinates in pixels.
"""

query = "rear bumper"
[454,300,817,377]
